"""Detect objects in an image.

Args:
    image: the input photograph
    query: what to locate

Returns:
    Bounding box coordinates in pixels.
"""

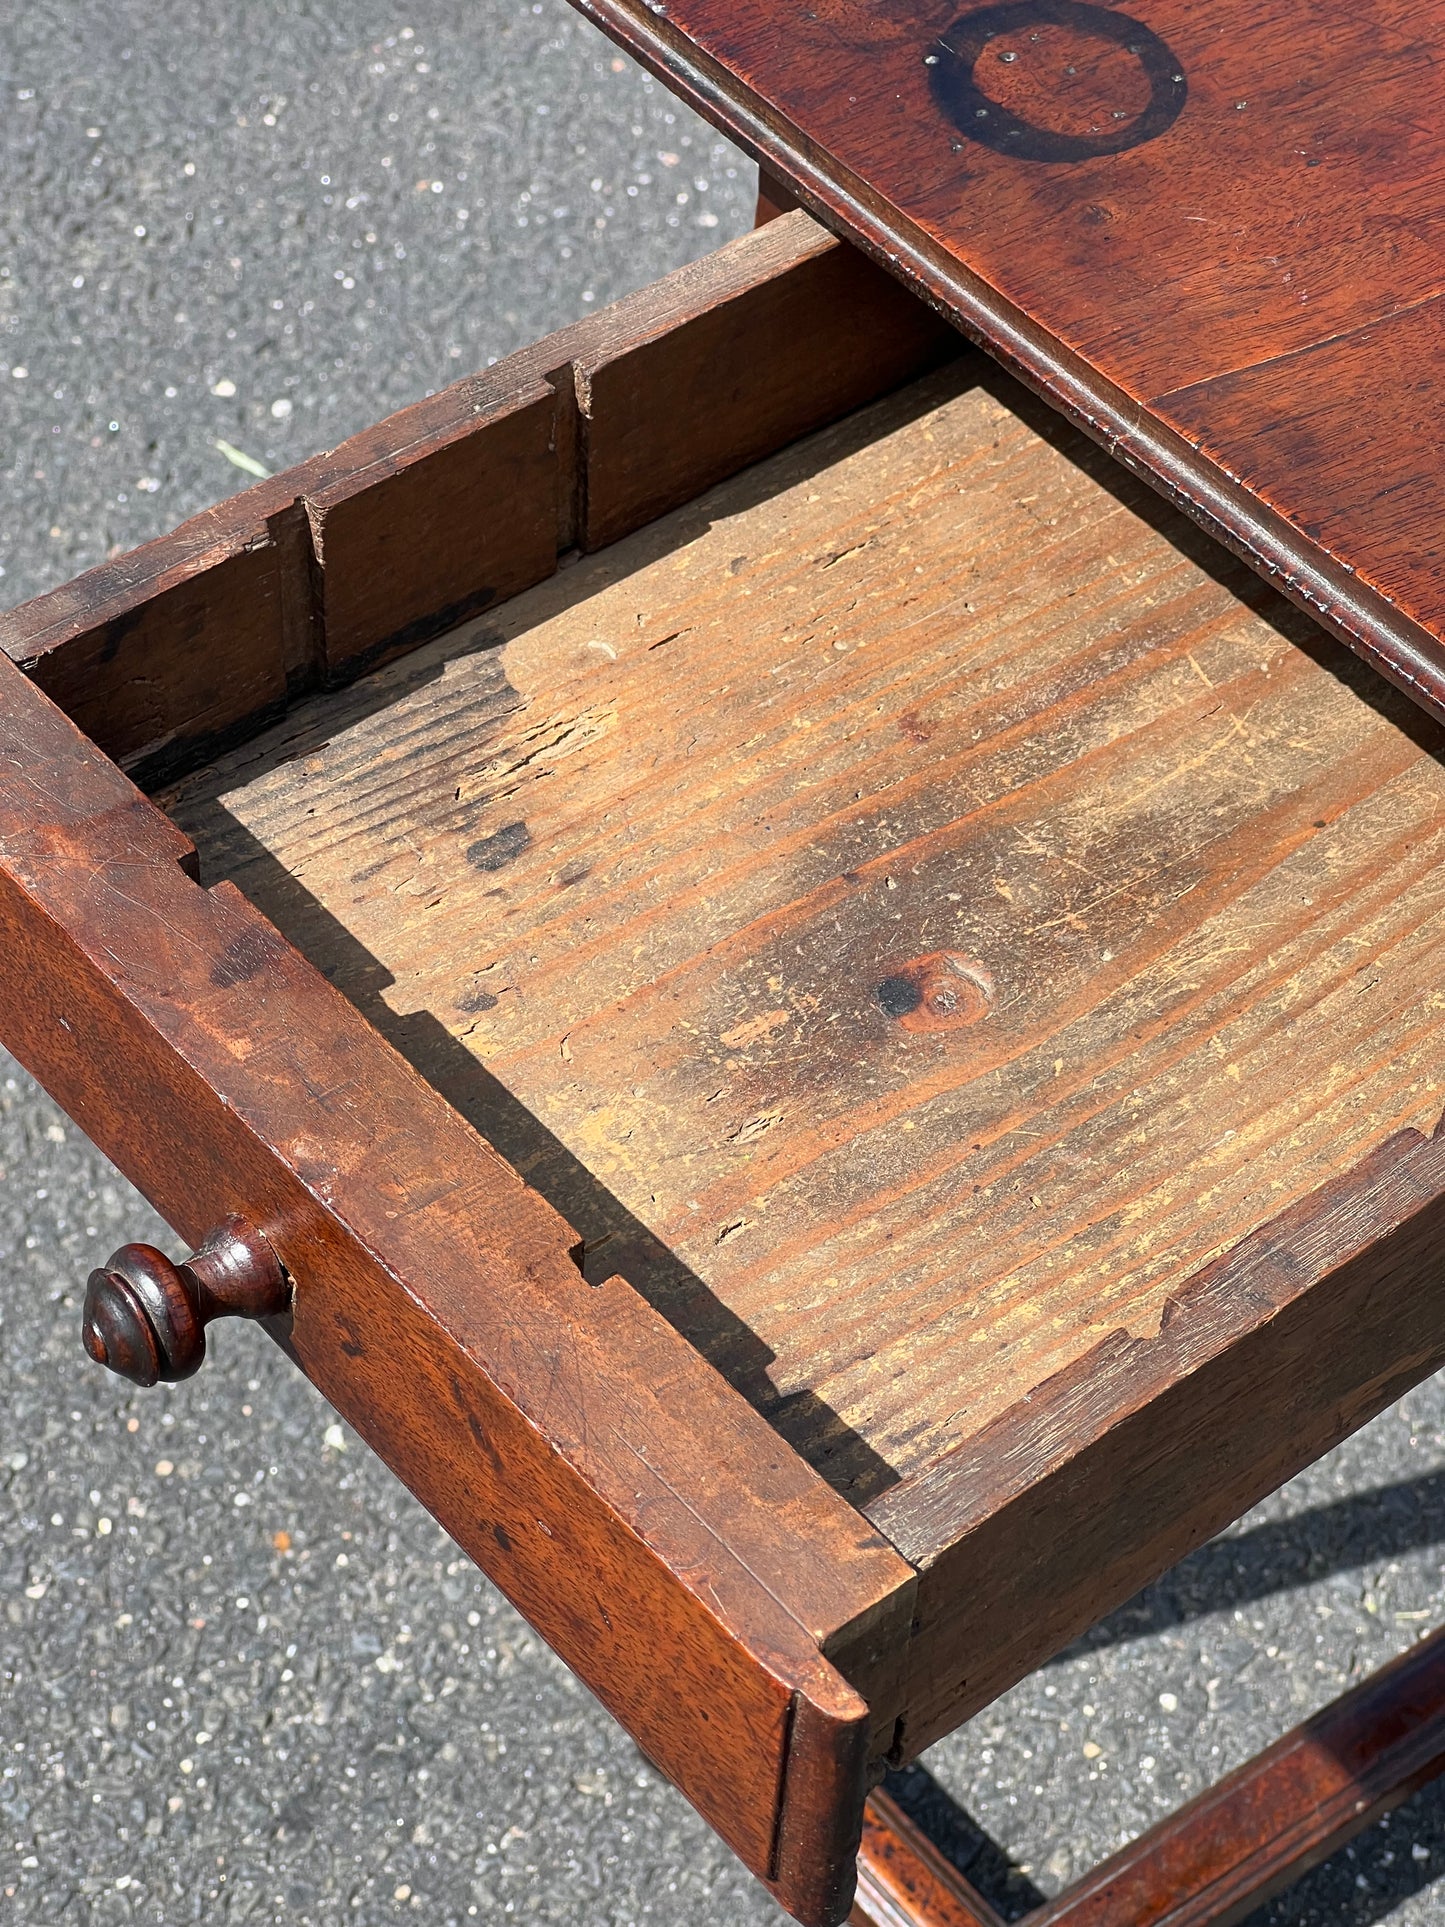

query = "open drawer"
[5,211,1445,1926]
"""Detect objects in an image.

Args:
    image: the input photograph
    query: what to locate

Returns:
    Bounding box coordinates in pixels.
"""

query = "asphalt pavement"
[3,4,1445,1924]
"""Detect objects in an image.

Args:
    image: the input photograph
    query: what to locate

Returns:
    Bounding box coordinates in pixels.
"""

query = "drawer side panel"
[871,1127,1445,1753]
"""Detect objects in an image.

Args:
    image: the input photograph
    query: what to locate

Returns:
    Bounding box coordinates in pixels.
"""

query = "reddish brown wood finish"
[158,347,1445,1760]
[0,214,955,786]
[854,1624,1445,1927]
[0,646,915,1926]
[870,1124,1445,1753]
[854,1793,1005,1927]
[574,223,951,548]
[565,0,1445,728]
[757,168,803,224]
[83,1216,289,1385]
[304,382,562,684]
[1035,1622,1445,1926]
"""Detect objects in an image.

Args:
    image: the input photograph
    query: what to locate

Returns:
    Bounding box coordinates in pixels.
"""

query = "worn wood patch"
[161,359,1445,1502]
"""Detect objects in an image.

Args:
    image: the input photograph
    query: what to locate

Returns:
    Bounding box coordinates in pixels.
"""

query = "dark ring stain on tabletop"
[927,0,1187,162]
[876,952,995,1032]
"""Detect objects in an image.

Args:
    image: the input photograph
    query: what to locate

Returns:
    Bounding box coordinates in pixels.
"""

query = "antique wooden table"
[5,7,1445,1924]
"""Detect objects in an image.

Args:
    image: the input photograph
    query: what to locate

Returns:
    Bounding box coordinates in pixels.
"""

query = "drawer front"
[0,212,955,1926]
[0,646,913,1926]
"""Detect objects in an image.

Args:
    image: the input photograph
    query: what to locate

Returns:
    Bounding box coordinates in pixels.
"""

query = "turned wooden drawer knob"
[81,1215,289,1386]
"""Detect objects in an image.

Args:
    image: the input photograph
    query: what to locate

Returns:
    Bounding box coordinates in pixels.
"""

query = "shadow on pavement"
[891,1466,1445,1920]
[1058,1468,1445,1661]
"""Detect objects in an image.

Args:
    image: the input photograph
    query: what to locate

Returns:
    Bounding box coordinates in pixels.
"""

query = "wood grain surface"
[854,1789,1006,1927]
[8,172,1445,1897]
[0,646,915,1925]
[566,0,1445,725]
[163,356,1445,1519]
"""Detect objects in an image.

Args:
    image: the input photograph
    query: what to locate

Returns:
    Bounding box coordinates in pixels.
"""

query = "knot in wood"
[876,952,994,1033]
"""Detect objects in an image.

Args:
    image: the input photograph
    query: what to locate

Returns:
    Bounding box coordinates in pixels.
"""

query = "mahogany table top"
[571,0,1445,724]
